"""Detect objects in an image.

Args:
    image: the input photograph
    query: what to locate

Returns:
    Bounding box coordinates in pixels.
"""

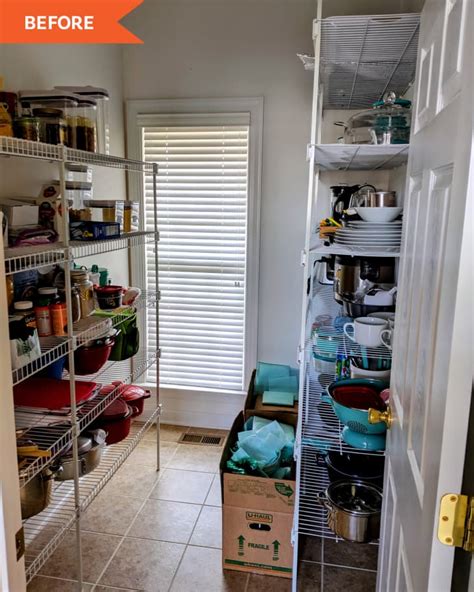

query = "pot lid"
[19,90,79,102]
[55,85,110,98]
[327,480,382,515]
[326,451,384,479]
[62,435,93,458]
[120,385,151,402]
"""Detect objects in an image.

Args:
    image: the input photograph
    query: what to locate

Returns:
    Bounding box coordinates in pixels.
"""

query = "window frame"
[126,97,263,394]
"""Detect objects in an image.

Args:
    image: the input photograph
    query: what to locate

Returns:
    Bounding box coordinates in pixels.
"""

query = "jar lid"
[38,287,58,295]
[19,90,79,103]
[32,107,64,118]
[71,270,89,280]
[55,85,109,99]
[14,301,33,310]
[73,96,97,107]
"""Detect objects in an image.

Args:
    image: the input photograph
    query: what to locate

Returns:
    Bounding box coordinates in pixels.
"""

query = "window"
[128,99,262,394]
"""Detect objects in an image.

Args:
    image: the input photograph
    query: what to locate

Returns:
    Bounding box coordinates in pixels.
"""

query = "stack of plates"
[334,221,402,249]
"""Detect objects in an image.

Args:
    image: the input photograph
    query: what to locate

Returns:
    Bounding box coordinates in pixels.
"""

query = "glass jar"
[55,86,109,154]
[19,91,78,147]
[33,108,67,145]
[13,301,36,328]
[75,97,97,152]
[35,305,52,337]
[71,285,81,323]
[13,116,40,141]
[70,270,95,317]
[51,303,67,336]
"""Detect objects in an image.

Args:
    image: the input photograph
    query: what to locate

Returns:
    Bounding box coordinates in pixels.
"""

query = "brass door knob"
[368,406,393,428]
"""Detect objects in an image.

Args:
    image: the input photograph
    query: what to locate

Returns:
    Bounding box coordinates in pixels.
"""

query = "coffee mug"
[380,328,393,350]
[343,317,388,348]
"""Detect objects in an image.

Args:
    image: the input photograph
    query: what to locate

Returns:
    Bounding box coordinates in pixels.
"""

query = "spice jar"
[13,116,40,141]
[51,302,67,336]
[13,301,36,328]
[71,270,95,317]
[33,108,66,145]
[35,305,52,337]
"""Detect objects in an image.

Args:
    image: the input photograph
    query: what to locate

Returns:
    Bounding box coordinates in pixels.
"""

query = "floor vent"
[179,433,224,446]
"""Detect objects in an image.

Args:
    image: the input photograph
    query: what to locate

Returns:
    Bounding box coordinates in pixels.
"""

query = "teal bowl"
[342,426,386,451]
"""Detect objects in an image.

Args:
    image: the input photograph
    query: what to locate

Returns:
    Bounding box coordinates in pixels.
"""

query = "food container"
[19,91,78,147]
[65,163,93,184]
[91,398,134,445]
[9,317,41,369]
[51,302,67,336]
[71,269,95,317]
[83,200,138,232]
[74,96,97,152]
[318,480,383,542]
[95,285,123,309]
[13,116,40,141]
[70,221,120,241]
[54,430,106,480]
[337,92,411,145]
[56,86,109,154]
[74,335,115,375]
[37,286,60,306]
[13,300,36,327]
[0,91,18,120]
[35,305,52,336]
[20,466,61,519]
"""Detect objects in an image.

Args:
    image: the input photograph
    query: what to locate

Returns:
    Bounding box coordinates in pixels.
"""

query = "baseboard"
[140,386,246,429]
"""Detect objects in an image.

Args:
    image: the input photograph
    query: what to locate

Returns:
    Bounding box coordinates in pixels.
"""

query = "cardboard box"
[221,412,295,578]
[0,200,39,226]
[244,369,298,425]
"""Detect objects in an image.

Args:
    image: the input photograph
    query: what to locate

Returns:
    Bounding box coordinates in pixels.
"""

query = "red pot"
[92,398,135,445]
[330,385,385,411]
[120,385,151,417]
[74,340,114,375]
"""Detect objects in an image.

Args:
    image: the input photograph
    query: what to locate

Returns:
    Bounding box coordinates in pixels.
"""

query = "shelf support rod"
[152,162,161,473]
[59,148,84,591]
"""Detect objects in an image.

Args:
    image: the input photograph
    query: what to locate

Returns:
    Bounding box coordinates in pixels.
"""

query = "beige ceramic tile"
[168,444,222,473]
[247,573,292,591]
[128,499,201,544]
[204,475,222,507]
[149,468,214,504]
[94,586,144,591]
[80,491,143,536]
[143,423,188,443]
[39,531,121,583]
[127,439,177,467]
[189,505,222,549]
[102,460,160,499]
[298,562,322,592]
[28,576,93,591]
[98,537,185,591]
[170,546,248,592]
[324,538,379,571]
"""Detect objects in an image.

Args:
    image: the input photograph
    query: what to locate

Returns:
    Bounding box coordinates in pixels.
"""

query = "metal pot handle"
[317,491,333,512]
[48,464,63,479]
[80,457,87,476]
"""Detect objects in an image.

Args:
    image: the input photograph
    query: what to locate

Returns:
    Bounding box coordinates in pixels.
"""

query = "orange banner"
[0,0,143,44]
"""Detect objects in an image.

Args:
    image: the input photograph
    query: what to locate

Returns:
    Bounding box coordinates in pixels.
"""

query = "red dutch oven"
[120,385,151,417]
[91,398,134,445]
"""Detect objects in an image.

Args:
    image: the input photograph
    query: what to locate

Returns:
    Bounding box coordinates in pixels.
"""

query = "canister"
[51,303,67,336]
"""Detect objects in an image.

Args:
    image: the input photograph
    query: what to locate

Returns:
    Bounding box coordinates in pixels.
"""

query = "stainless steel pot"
[365,191,397,207]
[55,431,106,481]
[318,480,383,542]
[334,256,396,305]
[20,466,61,519]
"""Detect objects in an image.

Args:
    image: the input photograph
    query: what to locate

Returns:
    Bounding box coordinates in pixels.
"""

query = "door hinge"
[306,143,315,162]
[438,494,474,552]
[15,527,25,560]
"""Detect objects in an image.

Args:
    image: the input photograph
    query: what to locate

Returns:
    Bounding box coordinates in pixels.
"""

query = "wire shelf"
[310,241,400,258]
[0,137,156,173]
[24,411,160,583]
[12,337,71,386]
[14,347,158,489]
[4,244,67,275]
[318,13,420,109]
[312,143,409,171]
[70,231,157,259]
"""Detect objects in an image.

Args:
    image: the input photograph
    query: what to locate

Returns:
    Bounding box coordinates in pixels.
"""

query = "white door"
[377,1,473,591]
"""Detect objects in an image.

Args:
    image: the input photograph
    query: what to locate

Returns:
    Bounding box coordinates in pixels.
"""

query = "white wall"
[0,45,129,285]
[122,0,316,366]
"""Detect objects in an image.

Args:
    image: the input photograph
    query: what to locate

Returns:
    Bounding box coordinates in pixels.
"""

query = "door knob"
[368,406,393,428]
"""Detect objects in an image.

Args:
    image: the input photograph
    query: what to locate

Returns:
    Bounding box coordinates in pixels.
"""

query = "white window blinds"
[142,115,250,392]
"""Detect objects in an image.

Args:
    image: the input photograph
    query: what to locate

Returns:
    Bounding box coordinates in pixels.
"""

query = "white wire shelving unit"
[292,5,419,591]
[1,137,161,589]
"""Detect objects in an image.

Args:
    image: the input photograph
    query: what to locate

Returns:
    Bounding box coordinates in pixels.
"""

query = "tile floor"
[28,424,377,592]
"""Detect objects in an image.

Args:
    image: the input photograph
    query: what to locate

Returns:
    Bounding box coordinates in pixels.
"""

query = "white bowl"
[356,207,403,223]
